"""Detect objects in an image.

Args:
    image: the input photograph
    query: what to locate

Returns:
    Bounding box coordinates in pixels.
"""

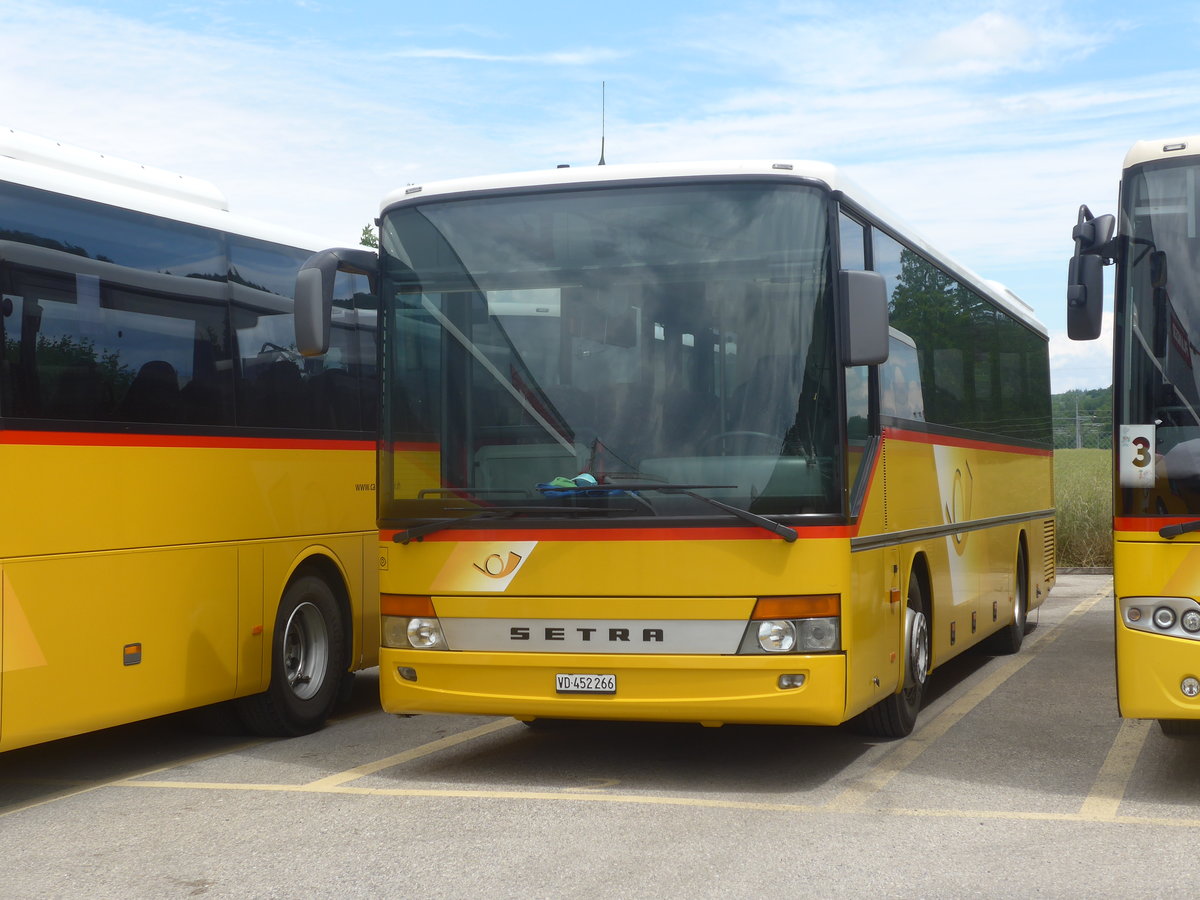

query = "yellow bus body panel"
[1113,535,1200,720]
[876,433,1055,666]
[0,437,376,751]
[378,428,1054,728]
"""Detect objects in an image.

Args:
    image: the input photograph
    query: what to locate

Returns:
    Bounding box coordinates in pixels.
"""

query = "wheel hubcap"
[905,608,930,698]
[282,601,329,701]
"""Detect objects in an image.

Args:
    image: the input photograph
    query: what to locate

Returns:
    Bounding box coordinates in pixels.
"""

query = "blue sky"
[4,1,1200,391]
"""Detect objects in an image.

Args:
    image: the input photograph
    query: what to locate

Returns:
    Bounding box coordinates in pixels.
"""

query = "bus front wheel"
[851,577,929,739]
[237,571,347,737]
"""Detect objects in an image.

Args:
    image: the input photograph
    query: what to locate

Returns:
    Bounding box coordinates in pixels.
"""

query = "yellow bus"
[0,129,378,750]
[1068,135,1200,734]
[301,160,1055,737]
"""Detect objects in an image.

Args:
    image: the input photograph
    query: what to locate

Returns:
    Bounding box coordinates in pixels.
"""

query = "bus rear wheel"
[851,577,929,739]
[237,571,347,737]
[984,543,1029,654]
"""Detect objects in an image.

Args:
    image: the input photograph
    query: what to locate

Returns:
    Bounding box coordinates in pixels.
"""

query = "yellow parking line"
[115,779,1200,829]
[1079,718,1151,820]
[824,584,1111,813]
[0,737,268,819]
[302,718,522,789]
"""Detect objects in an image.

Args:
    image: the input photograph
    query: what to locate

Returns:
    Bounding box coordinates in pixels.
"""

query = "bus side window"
[880,332,924,421]
[838,211,866,271]
[840,210,872,501]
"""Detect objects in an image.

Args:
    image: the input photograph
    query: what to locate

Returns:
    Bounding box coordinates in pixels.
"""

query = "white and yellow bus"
[1069,135,1200,734]
[302,160,1055,737]
[0,129,378,750]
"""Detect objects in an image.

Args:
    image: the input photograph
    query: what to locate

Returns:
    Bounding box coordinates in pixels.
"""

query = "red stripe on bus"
[883,426,1053,456]
[381,525,853,542]
[1115,517,1189,533]
[0,430,374,451]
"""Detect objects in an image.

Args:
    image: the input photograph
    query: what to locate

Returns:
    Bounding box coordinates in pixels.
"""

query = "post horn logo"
[474,551,524,579]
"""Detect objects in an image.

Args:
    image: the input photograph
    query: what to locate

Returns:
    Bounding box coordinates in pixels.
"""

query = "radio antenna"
[598,81,606,166]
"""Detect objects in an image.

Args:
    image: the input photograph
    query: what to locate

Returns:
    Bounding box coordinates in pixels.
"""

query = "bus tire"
[851,576,930,739]
[1158,718,1200,736]
[984,543,1029,654]
[237,571,347,737]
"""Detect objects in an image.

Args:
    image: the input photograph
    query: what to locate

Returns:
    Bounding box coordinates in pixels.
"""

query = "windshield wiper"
[1160,519,1200,539]
[593,482,799,543]
[393,505,638,544]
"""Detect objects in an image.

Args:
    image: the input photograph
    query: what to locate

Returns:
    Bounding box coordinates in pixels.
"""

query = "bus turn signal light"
[381,594,436,617]
[752,595,840,620]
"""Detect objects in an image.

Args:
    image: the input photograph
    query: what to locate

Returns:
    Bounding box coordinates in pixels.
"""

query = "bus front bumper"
[379,648,848,726]
[1116,625,1200,720]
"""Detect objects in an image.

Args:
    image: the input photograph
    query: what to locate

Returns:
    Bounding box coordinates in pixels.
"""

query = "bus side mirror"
[295,247,378,357]
[840,270,889,366]
[1066,206,1114,342]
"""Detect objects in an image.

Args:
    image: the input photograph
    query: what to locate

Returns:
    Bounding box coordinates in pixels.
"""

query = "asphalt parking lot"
[2,573,1198,899]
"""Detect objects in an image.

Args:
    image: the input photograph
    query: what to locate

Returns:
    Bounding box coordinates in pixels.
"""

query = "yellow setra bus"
[1068,135,1200,734]
[302,160,1055,737]
[0,129,379,750]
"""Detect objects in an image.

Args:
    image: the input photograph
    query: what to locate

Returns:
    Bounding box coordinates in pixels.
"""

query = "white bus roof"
[1125,136,1200,169]
[382,159,1045,336]
[0,127,332,251]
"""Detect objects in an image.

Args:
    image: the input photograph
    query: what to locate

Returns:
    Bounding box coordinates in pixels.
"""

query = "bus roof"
[382,159,1045,336]
[1125,136,1200,169]
[0,126,332,252]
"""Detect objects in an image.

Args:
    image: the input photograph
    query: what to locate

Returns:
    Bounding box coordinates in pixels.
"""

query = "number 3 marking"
[1131,436,1151,468]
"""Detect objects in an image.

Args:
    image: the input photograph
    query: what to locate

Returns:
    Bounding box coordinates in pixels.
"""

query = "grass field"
[1054,449,1112,568]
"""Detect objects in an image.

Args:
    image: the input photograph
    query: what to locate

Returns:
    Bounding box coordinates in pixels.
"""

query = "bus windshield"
[378,181,842,524]
[1119,158,1200,516]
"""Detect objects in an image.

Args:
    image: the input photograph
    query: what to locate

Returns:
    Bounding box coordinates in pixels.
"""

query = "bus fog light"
[407,617,446,649]
[758,620,797,652]
[778,674,806,690]
[1153,607,1177,630]
[1182,610,1200,634]
[397,666,418,682]
[797,617,840,652]
[1182,677,1200,698]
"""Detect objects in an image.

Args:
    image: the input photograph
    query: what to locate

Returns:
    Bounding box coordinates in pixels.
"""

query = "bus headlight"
[742,595,842,654]
[407,617,446,649]
[758,621,797,652]
[1153,607,1177,630]
[381,594,447,650]
[797,617,839,652]
[381,615,447,649]
[1120,596,1200,642]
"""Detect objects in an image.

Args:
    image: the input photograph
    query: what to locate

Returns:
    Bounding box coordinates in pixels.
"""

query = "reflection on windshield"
[1120,159,1200,515]
[379,182,841,522]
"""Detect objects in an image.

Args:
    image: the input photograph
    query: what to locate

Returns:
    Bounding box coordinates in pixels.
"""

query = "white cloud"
[680,2,1108,90]
[919,11,1100,78]
[1048,312,1114,392]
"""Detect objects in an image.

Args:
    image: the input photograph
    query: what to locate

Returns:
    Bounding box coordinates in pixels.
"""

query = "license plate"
[555,673,616,694]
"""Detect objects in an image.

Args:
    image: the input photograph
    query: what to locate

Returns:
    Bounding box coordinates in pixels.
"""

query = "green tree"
[360,224,378,248]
